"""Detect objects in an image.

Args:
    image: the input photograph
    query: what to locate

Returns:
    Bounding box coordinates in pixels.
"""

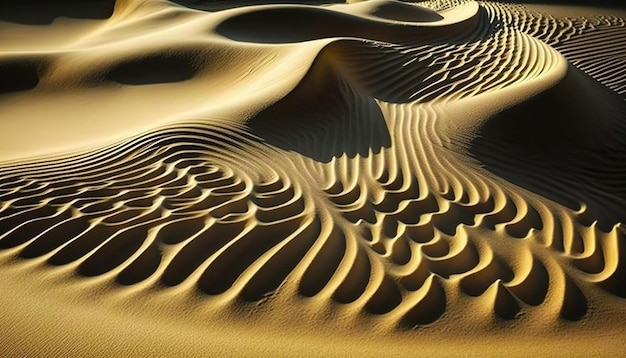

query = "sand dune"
[1,0,626,356]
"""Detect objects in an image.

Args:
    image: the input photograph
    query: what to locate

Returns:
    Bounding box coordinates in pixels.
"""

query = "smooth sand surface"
[1,0,625,356]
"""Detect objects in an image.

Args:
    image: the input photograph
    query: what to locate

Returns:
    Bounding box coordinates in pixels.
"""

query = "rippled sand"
[1,0,625,356]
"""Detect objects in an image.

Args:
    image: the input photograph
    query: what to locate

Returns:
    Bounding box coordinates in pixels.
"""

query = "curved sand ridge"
[1,0,626,356]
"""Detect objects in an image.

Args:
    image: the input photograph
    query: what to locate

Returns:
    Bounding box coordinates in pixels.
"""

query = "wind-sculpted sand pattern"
[1,0,626,355]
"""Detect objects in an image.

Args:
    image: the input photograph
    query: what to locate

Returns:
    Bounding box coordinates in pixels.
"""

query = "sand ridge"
[1,0,626,356]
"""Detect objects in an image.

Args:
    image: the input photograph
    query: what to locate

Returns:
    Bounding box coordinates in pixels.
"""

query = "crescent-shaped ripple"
[1,0,625,354]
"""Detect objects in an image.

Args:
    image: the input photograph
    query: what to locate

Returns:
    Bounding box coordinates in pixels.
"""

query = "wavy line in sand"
[1,1,626,352]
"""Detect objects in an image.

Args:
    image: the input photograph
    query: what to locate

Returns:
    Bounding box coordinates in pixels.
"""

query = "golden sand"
[1,0,625,356]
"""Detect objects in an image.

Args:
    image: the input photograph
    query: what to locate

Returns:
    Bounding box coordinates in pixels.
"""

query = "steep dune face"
[470,65,626,231]
[1,0,626,356]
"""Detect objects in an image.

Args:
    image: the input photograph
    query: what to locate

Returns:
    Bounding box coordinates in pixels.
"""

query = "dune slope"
[1,0,625,356]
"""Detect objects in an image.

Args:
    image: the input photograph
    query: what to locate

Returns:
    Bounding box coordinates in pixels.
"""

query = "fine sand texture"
[1,0,626,356]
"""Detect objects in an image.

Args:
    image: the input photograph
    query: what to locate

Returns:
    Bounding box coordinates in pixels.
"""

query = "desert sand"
[1,0,625,356]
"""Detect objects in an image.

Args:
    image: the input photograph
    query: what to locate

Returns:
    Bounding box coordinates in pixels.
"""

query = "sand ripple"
[1,0,626,348]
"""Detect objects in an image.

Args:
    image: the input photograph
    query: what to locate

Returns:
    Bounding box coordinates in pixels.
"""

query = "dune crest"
[1,0,626,356]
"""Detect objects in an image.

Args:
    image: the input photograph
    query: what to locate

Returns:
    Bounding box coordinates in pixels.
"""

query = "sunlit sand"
[1,0,625,356]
